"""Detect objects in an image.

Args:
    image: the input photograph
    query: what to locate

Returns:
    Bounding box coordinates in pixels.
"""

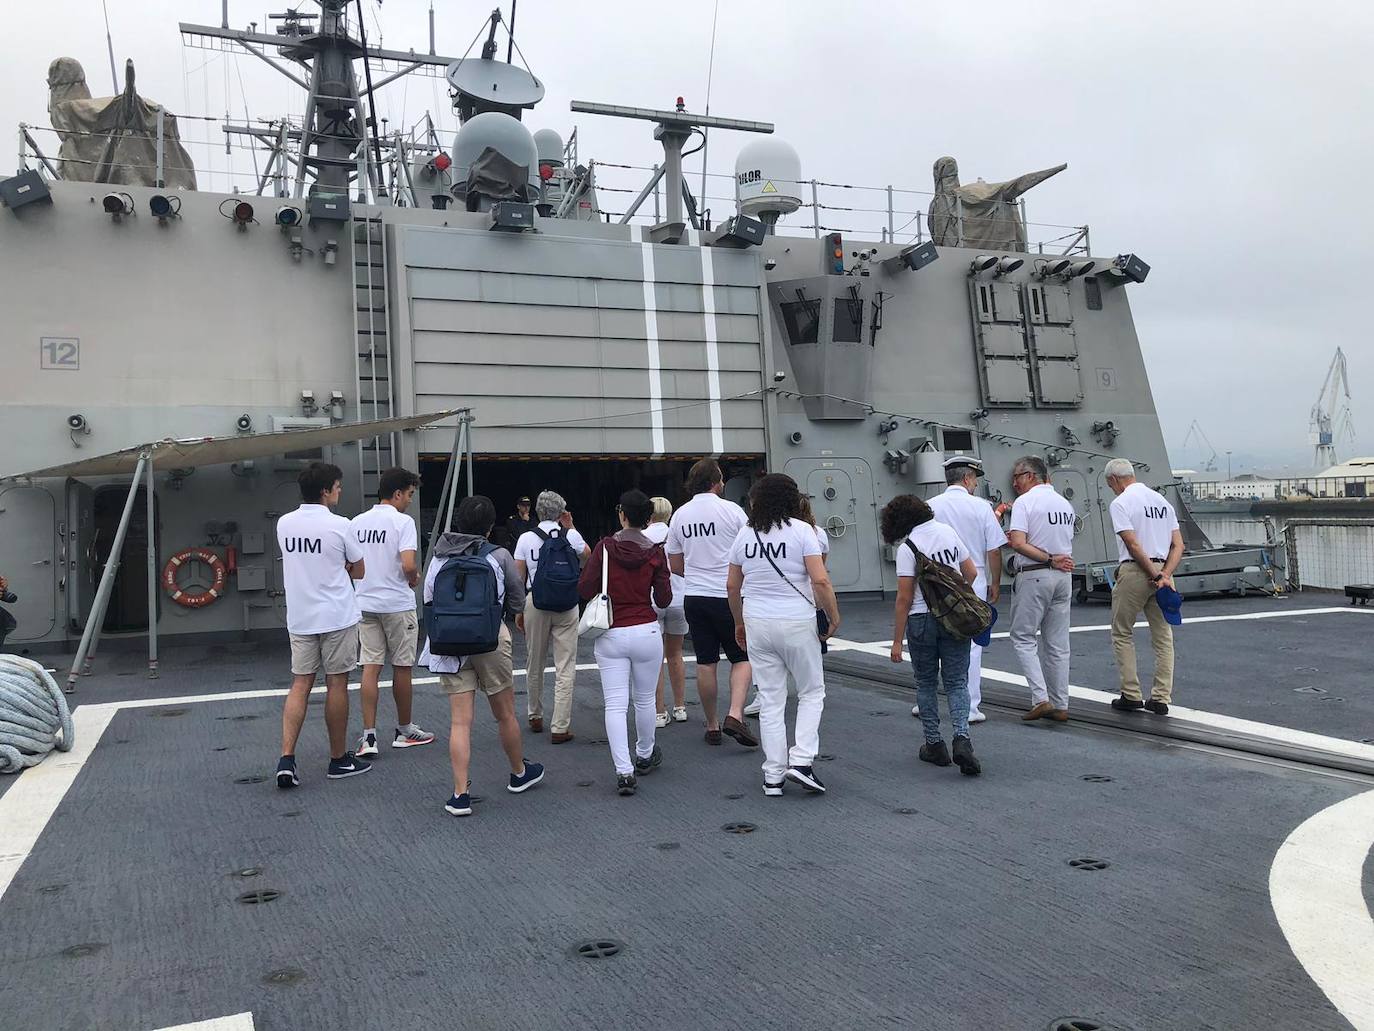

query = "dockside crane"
[1309,347,1355,470]
[1180,419,1218,472]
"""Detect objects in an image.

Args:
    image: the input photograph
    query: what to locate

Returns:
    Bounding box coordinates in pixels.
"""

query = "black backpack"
[904,539,993,641]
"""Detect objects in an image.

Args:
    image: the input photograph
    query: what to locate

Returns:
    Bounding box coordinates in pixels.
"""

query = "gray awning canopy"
[3,410,461,480]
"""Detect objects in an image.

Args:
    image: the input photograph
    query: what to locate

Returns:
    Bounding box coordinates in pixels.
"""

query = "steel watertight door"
[65,478,96,632]
[806,467,862,589]
[0,485,57,642]
[1049,469,1103,558]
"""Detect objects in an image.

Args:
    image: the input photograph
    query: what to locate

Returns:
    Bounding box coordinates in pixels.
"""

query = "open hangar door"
[416,454,766,549]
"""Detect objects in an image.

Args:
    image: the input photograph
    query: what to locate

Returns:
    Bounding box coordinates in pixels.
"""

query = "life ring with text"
[162,548,227,608]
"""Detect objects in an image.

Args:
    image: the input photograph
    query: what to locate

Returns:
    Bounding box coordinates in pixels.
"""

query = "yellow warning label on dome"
[762,180,777,193]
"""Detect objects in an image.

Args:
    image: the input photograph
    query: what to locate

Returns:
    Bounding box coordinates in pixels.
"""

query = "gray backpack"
[904,539,993,641]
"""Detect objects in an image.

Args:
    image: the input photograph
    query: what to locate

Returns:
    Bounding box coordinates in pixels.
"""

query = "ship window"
[833,298,864,343]
[941,429,974,451]
[780,298,820,345]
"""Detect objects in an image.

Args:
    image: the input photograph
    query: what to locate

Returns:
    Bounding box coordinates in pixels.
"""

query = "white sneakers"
[655,711,670,729]
[743,696,762,717]
[671,706,688,723]
[969,709,987,724]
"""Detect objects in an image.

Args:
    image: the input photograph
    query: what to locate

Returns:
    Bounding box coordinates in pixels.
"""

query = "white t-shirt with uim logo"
[276,504,364,635]
[349,504,419,613]
[666,492,748,598]
[1109,481,1179,563]
[727,518,822,621]
[896,520,970,615]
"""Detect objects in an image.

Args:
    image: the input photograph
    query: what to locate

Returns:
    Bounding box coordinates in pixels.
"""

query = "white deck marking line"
[0,656,701,904]
[982,604,1374,640]
[699,245,725,455]
[152,1013,256,1031]
[639,228,665,457]
[826,637,1374,763]
[0,705,117,903]
[1270,788,1374,1030]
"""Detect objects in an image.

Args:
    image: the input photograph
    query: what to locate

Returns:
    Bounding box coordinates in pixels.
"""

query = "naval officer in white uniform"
[1104,459,1184,714]
[924,455,1007,723]
[1005,456,1076,722]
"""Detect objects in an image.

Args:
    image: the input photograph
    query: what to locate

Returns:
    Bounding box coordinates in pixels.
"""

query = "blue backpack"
[530,527,580,612]
[424,542,503,656]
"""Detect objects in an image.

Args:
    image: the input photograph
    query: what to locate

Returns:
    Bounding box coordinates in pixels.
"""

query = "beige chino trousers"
[523,594,580,733]
[1110,563,1175,703]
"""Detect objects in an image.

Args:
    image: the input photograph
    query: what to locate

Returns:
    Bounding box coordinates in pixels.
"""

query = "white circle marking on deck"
[1270,787,1374,1030]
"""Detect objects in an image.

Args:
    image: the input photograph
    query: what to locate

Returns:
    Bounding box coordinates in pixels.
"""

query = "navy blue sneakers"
[633,744,663,775]
[276,755,299,789]
[326,751,372,779]
[445,792,473,817]
[508,759,545,793]
[785,765,826,794]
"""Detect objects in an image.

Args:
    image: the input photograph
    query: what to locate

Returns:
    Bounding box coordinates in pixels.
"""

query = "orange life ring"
[161,548,227,608]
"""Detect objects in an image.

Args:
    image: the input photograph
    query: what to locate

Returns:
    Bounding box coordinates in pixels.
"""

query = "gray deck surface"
[1,592,1371,1030]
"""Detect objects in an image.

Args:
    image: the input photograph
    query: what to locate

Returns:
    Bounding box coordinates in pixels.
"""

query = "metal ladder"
[352,212,395,502]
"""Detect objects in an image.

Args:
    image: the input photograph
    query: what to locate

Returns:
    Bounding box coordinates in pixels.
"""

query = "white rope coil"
[0,655,74,774]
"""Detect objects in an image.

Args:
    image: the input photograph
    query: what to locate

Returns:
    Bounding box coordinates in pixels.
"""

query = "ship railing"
[1185,476,1374,502]
[1282,518,1374,592]
[16,116,1091,253]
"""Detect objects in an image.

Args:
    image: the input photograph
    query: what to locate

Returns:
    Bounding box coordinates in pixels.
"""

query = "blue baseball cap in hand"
[1155,585,1183,626]
[974,604,998,647]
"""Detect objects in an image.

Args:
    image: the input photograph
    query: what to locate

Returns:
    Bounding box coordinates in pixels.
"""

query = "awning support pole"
[423,409,472,570]
[65,452,149,694]
[146,455,159,679]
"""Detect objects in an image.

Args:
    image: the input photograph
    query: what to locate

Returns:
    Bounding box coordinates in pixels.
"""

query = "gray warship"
[1,5,1371,1030]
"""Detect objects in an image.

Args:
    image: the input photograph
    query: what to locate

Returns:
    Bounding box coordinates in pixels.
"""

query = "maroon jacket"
[578,529,672,628]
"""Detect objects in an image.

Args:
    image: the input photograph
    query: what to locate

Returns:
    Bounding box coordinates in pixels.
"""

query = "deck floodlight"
[970,254,999,275]
[1037,258,1072,279]
[882,241,939,275]
[102,192,134,219]
[1068,260,1096,278]
[149,194,181,221]
[995,256,1024,277]
[1110,253,1151,284]
[275,204,302,228]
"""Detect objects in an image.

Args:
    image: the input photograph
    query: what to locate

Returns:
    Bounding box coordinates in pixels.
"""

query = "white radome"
[453,112,541,195]
[735,138,803,218]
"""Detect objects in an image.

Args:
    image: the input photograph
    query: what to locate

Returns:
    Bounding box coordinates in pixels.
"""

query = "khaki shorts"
[439,623,514,697]
[290,624,359,677]
[359,610,418,667]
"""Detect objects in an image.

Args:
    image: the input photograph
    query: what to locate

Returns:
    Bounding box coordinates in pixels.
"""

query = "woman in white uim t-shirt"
[726,474,840,798]
[645,496,688,728]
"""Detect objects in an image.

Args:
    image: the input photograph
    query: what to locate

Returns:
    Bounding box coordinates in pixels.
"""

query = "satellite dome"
[532,128,565,167]
[453,112,540,204]
[735,138,802,219]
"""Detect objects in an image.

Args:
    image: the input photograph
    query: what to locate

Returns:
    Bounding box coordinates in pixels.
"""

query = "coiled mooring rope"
[0,655,74,774]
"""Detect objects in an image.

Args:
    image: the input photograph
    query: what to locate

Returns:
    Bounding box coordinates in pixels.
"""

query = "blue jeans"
[906,611,971,744]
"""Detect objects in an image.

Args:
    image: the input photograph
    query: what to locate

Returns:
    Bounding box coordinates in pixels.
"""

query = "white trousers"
[594,622,664,775]
[968,573,987,713]
[1010,569,1072,710]
[745,616,825,783]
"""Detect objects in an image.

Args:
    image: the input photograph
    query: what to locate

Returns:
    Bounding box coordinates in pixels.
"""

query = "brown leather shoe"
[704,728,722,746]
[551,731,574,744]
[528,716,544,733]
[1021,701,1055,722]
[1050,709,1069,722]
[722,715,759,748]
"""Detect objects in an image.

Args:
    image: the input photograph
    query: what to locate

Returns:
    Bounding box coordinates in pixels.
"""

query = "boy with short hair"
[419,494,544,816]
[350,467,435,755]
[275,462,369,787]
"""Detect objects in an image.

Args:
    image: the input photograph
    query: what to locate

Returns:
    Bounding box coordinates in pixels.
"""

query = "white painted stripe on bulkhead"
[639,227,666,457]
[699,245,725,455]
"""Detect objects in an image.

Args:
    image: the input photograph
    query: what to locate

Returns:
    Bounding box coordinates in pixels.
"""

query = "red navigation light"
[233,201,254,224]
[675,96,685,111]
[539,164,553,181]
[432,152,452,173]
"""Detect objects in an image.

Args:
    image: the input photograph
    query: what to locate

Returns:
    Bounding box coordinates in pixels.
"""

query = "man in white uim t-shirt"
[1104,458,1184,714]
[349,466,435,757]
[274,461,369,788]
[925,455,1007,723]
[666,458,758,749]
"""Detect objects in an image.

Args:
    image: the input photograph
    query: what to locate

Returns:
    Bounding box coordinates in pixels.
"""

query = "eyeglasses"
[1012,471,1034,482]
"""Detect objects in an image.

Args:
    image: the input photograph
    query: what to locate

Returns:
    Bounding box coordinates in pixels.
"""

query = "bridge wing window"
[780,297,820,345]
[833,298,864,344]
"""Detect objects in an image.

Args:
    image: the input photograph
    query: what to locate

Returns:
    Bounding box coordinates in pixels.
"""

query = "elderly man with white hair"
[1103,459,1184,715]
[514,490,590,743]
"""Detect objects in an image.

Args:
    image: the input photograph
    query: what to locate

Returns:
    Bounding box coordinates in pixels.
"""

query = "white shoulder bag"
[577,544,613,640]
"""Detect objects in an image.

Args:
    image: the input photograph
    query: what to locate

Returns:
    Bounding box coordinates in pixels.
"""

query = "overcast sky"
[3,0,1370,474]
